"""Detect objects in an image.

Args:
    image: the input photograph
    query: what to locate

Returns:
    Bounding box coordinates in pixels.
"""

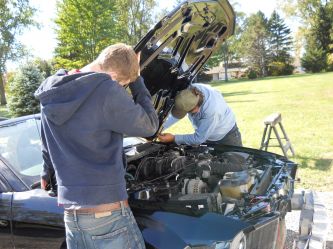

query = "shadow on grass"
[296,155,332,171]
[209,73,315,87]
[227,100,256,103]
[222,90,280,98]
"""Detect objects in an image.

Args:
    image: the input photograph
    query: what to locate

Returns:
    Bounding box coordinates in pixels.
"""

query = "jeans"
[209,124,243,146]
[64,203,146,249]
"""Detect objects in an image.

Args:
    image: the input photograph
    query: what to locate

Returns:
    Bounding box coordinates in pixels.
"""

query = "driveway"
[285,191,333,249]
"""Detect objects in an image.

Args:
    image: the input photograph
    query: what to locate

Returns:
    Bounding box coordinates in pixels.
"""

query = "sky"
[9,0,290,69]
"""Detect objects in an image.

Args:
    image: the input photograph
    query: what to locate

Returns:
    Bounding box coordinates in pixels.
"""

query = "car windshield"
[0,118,42,187]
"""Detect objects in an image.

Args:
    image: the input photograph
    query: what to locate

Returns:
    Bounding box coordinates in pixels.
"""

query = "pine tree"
[267,11,294,75]
[7,63,44,117]
[268,11,293,63]
[302,3,333,72]
[312,6,332,55]
[240,11,270,77]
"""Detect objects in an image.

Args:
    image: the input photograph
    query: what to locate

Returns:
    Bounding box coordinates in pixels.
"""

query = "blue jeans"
[64,203,146,249]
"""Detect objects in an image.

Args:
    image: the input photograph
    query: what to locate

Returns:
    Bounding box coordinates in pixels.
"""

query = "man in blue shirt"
[158,83,242,146]
[35,44,158,249]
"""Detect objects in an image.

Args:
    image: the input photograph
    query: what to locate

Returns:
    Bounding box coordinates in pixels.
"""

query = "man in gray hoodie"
[35,43,159,249]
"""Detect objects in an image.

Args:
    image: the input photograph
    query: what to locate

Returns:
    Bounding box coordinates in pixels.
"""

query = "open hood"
[134,0,235,135]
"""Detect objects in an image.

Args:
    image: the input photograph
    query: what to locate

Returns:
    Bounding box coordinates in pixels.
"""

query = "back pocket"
[92,226,129,249]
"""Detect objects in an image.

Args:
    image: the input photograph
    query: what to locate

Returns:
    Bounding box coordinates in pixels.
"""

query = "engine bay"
[125,143,296,221]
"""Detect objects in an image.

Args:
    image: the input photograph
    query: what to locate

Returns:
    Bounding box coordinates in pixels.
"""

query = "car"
[0,1,298,248]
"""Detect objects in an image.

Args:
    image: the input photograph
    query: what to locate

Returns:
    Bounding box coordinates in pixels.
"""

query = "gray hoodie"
[35,69,158,205]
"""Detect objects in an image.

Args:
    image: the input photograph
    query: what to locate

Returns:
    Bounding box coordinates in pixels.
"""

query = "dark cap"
[171,88,200,119]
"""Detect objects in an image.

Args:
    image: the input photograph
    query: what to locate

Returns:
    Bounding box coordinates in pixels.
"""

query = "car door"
[0,116,66,248]
[0,173,14,248]
[11,189,65,249]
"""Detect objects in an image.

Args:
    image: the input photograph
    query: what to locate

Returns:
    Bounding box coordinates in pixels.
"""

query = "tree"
[0,0,35,105]
[268,11,293,62]
[34,58,53,78]
[301,45,326,72]
[328,1,333,70]
[54,0,120,69]
[115,0,156,46]
[280,0,333,72]
[278,0,323,27]
[7,62,44,117]
[54,0,156,70]
[267,11,294,75]
[301,3,333,72]
[239,12,270,77]
[312,6,332,55]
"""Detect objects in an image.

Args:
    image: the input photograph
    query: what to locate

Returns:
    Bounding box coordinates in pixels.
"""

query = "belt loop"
[73,209,78,222]
[120,201,126,216]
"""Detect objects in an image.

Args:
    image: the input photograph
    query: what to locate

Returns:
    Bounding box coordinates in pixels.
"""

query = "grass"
[167,72,333,191]
[0,105,10,119]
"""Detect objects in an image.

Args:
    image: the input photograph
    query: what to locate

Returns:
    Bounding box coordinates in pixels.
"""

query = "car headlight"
[185,231,246,249]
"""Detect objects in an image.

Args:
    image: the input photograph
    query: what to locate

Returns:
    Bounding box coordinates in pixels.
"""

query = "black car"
[0,1,298,248]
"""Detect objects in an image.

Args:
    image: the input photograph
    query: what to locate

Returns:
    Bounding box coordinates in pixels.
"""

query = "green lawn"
[167,72,333,191]
[0,105,10,118]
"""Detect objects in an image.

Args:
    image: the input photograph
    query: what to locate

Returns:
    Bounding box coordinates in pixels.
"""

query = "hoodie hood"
[34,69,110,125]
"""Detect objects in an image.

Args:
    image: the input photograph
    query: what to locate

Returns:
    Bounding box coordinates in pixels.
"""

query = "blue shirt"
[163,83,236,145]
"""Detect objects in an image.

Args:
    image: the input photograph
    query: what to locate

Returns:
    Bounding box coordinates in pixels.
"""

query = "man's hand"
[41,177,49,190]
[158,133,175,143]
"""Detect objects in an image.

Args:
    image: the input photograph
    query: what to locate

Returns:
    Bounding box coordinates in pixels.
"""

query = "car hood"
[134,0,235,134]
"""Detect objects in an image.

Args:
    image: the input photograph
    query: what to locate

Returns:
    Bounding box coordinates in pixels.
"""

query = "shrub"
[327,53,333,71]
[268,61,294,76]
[196,71,213,82]
[247,69,258,79]
[7,62,44,117]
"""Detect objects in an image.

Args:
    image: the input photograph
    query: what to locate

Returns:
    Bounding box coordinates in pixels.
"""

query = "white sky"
[9,0,293,69]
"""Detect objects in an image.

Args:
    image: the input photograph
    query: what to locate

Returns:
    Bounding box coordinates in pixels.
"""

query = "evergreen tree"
[7,63,44,117]
[302,3,333,72]
[267,11,294,75]
[312,6,332,55]
[301,43,326,73]
[268,11,293,63]
[282,0,333,72]
[239,12,270,77]
[328,1,333,70]
[34,58,53,78]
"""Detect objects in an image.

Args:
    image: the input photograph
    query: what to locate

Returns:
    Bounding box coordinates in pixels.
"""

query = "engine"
[125,143,294,219]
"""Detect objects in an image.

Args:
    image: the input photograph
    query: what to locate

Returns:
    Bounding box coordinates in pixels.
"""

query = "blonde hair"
[96,43,139,82]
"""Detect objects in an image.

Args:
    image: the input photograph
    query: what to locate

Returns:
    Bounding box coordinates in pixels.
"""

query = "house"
[206,62,247,81]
